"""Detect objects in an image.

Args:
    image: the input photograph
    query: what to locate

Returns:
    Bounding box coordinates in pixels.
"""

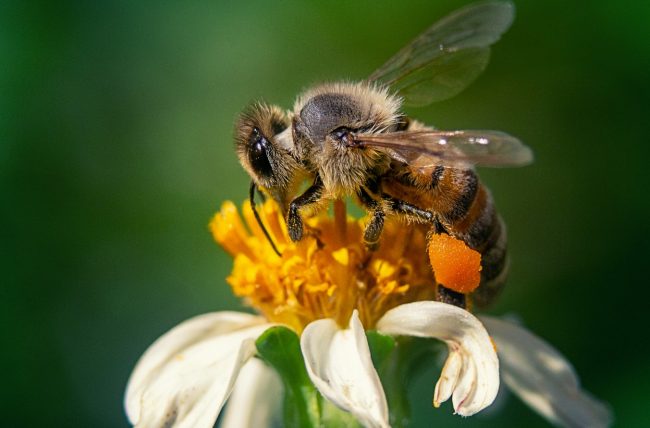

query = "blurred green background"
[3,0,649,426]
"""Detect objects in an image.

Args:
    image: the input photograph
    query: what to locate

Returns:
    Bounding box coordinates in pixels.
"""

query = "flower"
[212,199,438,332]
[124,200,612,428]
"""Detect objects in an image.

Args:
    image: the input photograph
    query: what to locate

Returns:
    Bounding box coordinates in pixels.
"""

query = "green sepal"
[319,400,363,428]
[370,333,442,428]
[255,326,321,428]
[366,330,396,367]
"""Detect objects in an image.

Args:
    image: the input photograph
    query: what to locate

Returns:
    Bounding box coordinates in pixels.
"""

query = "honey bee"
[234,1,532,307]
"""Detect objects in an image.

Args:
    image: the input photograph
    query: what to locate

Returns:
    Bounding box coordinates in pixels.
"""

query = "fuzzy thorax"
[292,81,402,197]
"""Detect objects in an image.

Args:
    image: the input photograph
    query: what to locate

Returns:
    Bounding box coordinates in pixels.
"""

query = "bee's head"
[234,103,301,205]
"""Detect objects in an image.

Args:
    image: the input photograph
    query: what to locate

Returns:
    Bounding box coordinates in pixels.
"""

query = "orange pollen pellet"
[428,233,482,294]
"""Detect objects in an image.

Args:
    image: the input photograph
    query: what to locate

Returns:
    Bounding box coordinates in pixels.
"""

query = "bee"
[234,1,532,308]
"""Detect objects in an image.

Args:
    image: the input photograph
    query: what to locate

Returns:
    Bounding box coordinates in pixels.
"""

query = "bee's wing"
[353,130,533,168]
[368,1,514,107]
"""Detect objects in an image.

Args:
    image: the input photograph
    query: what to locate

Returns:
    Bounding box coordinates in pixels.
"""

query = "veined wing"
[353,129,533,168]
[368,1,514,107]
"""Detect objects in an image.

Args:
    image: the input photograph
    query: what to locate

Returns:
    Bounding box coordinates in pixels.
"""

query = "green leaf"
[255,326,321,428]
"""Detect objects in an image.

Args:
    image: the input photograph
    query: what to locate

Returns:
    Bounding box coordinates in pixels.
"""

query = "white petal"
[433,350,462,407]
[124,311,271,428]
[220,358,283,428]
[481,316,613,428]
[376,301,499,416]
[300,311,389,428]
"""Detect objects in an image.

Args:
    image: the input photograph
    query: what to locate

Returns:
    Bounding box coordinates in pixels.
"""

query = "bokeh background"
[3,0,649,426]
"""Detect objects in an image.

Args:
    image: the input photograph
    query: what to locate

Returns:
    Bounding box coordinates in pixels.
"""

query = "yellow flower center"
[210,199,438,332]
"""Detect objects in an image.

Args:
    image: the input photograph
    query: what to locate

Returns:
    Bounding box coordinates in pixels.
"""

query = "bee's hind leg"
[381,195,468,310]
[436,284,467,309]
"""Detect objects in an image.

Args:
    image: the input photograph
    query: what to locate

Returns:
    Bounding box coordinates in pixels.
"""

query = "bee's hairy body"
[233,2,531,308]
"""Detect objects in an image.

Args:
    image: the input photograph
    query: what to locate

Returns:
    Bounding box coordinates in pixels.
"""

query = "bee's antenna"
[249,180,282,257]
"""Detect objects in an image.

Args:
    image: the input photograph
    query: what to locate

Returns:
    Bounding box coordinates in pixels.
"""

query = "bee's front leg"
[287,175,324,242]
[357,185,385,250]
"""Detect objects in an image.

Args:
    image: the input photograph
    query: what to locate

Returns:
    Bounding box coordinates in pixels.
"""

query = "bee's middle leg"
[382,194,433,222]
[359,190,440,250]
[381,194,448,233]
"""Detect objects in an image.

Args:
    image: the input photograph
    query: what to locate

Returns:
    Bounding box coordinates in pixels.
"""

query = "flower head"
[210,199,438,332]
[125,199,612,428]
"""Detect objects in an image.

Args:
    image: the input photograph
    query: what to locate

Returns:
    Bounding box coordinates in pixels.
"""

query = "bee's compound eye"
[249,127,274,178]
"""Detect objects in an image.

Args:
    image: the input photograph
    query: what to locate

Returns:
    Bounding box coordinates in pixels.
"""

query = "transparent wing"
[368,1,514,107]
[353,130,533,168]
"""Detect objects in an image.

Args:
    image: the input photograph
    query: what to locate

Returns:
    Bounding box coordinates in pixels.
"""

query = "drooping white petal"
[220,358,283,428]
[125,311,271,428]
[301,311,389,428]
[376,301,499,416]
[433,350,462,406]
[481,316,613,428]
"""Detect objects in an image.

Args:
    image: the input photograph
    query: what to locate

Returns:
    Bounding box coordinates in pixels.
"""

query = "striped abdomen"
[383,165,508,307]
